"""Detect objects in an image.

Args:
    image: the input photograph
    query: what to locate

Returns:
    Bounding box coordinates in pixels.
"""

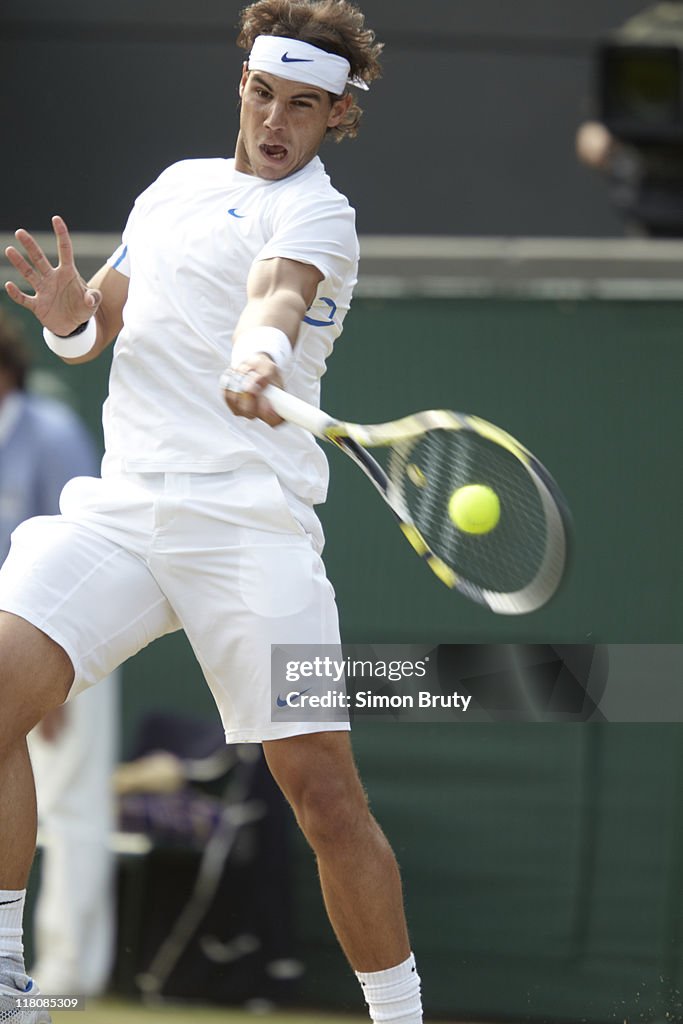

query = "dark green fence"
[3,291,682,1021]
[296,723,683,1022]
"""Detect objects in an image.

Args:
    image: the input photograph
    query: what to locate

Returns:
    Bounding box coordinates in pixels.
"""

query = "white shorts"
[0,465,349,744]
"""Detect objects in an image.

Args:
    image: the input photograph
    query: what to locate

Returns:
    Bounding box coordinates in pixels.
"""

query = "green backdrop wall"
[3,293,682,1020]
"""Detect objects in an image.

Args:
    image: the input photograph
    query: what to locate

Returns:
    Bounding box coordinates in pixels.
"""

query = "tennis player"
[0,2,423,1022]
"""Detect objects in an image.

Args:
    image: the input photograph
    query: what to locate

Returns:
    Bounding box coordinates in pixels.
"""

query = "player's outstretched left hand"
[4,215,101,335]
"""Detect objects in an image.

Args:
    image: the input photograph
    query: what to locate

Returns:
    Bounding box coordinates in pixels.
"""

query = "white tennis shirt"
[103,155,358,504]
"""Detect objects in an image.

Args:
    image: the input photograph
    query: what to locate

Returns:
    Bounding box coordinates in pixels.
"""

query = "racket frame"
[222,376,569,615]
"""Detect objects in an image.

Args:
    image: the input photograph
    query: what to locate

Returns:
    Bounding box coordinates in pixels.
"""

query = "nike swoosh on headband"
[281,52,314,63]
[0,897,21,906]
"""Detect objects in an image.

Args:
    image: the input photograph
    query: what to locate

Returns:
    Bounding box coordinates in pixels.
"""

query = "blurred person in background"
[577,1,683,238]
[0,309,118,999]
[576,119,683,236]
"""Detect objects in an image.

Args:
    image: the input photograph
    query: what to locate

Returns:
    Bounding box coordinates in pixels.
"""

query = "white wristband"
[230,326,293,373]
[43,318,97,359]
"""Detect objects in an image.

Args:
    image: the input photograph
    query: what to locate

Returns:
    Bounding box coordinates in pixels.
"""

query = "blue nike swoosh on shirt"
[281,53,314,63]
[228,208,246,218]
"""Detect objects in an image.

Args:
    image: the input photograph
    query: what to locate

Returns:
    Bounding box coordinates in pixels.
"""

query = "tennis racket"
[222,374,570,615]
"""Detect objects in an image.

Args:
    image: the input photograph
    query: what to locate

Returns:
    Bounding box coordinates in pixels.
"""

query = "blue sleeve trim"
[304,296,337,327]
[112,244,128,270]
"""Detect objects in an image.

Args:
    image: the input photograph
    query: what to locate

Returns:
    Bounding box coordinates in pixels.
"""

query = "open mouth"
[260,143,288,162]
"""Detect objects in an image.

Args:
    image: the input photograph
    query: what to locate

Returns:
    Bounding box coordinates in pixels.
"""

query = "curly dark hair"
[0,310,30,391]
[237,0,383,141]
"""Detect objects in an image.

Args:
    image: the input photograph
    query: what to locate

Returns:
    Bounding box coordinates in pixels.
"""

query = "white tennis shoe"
[0,978,52,1023]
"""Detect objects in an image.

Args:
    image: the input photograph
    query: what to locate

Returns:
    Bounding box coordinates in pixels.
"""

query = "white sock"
[0,889,26,986]
[356,952,423,1024]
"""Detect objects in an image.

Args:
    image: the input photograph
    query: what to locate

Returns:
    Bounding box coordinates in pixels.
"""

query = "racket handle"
[220,369,334,437]
[262,384,334,438]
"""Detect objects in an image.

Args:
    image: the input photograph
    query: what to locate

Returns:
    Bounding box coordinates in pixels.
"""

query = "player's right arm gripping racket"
[223,375,570,615]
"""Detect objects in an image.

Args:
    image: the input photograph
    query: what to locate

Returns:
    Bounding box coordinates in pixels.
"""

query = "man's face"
[236,67,351,180]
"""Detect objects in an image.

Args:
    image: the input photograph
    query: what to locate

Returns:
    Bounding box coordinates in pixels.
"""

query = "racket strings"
[391,430,549,594]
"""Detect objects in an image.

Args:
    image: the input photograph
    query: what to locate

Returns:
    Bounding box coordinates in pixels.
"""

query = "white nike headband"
[248,34,369,94]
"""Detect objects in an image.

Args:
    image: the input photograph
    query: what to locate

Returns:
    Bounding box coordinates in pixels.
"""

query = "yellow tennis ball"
[448,484,501,534]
